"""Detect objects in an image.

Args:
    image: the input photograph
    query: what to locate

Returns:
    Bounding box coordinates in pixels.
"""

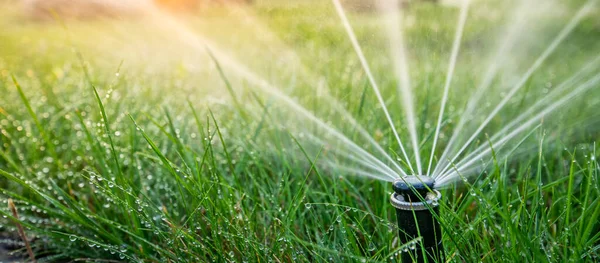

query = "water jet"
[391,175,443,263]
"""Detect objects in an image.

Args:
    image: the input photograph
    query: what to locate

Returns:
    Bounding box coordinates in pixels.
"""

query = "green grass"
[1,0,600,262]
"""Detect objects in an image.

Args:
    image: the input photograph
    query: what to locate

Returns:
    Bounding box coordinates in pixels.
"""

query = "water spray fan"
[391,176,443,262]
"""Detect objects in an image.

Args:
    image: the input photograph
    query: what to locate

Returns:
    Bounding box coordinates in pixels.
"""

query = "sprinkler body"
[391,176,443,263]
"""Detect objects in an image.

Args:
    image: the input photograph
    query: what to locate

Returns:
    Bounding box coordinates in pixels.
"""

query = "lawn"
[0,0,599,262]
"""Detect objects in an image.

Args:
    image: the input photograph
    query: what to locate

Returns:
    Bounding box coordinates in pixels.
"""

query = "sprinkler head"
[390,175,444,263]
[392,175,435,201]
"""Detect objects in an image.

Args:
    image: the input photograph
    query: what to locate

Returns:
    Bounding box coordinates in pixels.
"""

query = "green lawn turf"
[0,0,599,261]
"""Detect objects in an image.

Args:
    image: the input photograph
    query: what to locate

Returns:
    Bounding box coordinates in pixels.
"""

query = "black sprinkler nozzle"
[391,176,443,263]
[392,175,435,201]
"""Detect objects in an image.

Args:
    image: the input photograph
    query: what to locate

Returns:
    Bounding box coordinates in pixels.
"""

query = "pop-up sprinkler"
[390,175,443,263]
